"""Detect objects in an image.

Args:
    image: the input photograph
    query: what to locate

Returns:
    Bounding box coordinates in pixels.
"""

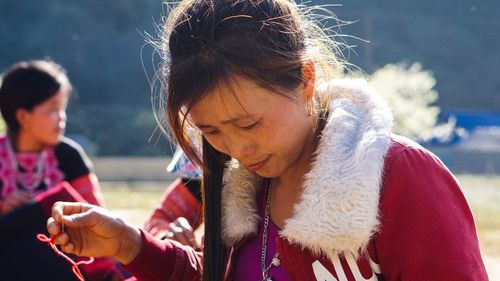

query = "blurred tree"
[368,62,439,140]
[67,104,171,156]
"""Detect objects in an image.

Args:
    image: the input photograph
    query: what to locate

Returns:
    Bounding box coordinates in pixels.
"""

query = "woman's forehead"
[189,91,258,125]
[42,90,68,105]
[191,76,272,113]
[189,86,285,130]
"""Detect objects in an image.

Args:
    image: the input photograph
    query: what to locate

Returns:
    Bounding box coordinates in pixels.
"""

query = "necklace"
[261,183,281,281]
[6,138,47,192]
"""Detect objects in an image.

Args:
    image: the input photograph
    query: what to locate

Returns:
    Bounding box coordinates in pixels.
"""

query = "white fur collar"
[221,79,393,260]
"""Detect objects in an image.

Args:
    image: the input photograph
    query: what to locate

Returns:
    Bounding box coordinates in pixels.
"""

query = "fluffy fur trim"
[221,160,263,243]
[221,79,393,260]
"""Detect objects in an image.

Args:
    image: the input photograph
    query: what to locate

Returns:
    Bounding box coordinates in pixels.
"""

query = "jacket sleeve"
[124,230,203,281]
[376,146,488,280]
[70,173,105,207]
[144,178,202,230]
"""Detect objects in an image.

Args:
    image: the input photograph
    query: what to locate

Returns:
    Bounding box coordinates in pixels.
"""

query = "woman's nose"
[226,137,255,160]
[58,110,67,124]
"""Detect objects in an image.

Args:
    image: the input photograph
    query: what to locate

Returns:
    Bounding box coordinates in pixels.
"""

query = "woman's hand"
[1,190,33,214]
[46,201,142,265]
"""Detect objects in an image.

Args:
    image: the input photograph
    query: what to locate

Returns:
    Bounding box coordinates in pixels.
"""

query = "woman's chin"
[45,136,63,147]
[253,168,279,179]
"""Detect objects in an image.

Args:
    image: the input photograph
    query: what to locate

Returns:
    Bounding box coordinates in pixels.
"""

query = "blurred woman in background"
[0,59,126,280]
[0,60,103,211]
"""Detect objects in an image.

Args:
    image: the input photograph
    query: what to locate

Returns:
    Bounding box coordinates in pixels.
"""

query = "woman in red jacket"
[47,0,488,280]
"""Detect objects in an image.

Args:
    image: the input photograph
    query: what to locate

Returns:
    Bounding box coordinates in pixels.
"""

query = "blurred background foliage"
[0,0,498,155]
[368,62,440,140]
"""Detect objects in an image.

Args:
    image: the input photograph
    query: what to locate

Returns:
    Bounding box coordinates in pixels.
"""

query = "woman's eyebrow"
[220,114,254,124]
[196,114,255,128]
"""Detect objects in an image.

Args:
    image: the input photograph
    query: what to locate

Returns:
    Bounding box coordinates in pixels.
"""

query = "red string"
[37,234,94,281]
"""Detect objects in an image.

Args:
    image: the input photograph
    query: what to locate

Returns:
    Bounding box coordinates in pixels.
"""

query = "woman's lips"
[247,156,270,171]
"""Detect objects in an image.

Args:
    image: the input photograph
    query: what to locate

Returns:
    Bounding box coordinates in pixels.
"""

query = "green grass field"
[101,174,500,277]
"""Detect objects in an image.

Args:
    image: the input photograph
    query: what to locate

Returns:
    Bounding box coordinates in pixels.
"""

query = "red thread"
[37,234,94,281]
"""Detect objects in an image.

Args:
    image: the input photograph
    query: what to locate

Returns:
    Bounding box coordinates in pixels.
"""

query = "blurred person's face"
[17,90,68,149]
[189,75,316,179]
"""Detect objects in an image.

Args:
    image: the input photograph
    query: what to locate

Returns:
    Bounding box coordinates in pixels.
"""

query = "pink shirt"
[233,188,292,281]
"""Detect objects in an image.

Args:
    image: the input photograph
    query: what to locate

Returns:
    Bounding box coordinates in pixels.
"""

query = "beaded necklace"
[6,138,47,192]
[261,184,281,281]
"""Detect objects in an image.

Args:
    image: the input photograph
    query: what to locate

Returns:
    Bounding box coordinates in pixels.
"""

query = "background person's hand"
[46,201,142,265]
[1,190,33,214]
[163,217,200,249]
[144,217,171,238]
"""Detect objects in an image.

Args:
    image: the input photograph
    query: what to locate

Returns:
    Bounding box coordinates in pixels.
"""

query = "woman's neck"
[269,152,312,229]
[274,116,318,189]
[273,153,311,192]
[268,116,318,228]
[10,132,43,152]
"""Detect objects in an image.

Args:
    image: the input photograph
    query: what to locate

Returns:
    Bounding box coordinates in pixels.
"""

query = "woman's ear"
[15,108,31,130]
[301,61,316,102]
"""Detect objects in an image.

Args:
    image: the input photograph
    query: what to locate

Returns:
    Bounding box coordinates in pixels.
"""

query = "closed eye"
[242,121,258,130]
[204,130,219,135]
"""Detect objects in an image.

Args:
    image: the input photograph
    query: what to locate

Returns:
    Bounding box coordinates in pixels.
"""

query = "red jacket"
[125,80,487,281]
[144,178,202,230]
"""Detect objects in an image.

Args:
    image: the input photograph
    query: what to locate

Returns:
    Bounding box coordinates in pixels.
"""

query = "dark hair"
[158,0,344,279]
[0,60,72,134]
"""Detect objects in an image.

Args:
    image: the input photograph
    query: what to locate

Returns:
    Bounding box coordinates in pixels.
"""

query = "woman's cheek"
[204,135,228,154]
